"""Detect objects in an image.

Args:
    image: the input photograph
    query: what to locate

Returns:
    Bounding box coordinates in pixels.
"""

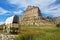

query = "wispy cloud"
[0,0,60,17]
[7,0,60,17]
[14,10,23,15]
[0,22,4,25]
[44,5,60,17]
[0,7,9,15]
[7,0,55,7]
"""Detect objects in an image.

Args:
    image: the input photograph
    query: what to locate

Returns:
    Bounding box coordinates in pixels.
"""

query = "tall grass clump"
[13,30,39,40]
[14,34,33,40]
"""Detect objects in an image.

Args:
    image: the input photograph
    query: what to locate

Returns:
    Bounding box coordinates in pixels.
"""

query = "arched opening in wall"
[13,15,19,23]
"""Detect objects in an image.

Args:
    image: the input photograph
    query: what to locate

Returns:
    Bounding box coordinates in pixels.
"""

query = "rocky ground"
[0,33,16,40]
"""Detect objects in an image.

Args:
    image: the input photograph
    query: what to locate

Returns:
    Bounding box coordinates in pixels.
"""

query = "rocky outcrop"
[20,6,54,26]
[23,6,41,19]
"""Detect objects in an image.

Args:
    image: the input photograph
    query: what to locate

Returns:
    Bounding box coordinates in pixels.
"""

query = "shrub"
[56,24,60,27]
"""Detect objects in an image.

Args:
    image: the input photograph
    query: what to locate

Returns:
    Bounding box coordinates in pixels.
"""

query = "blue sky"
[0,0,60,24]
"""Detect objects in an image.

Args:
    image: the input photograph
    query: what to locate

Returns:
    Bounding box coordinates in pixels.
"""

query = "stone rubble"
[0,34,15,40]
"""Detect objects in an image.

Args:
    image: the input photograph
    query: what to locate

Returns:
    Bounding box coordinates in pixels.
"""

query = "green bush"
[56,24,60,27]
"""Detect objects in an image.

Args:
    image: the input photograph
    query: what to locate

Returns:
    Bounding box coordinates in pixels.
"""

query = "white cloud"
[5,16,14,25]
[14,10,23,15]
[7,0,60,17]
[7,0,55,7]
[0,22,4,25]
[44,5,60,17]
[0,7,9,15]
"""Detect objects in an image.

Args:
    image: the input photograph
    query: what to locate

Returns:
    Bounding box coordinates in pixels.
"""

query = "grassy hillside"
[14,25,60,40]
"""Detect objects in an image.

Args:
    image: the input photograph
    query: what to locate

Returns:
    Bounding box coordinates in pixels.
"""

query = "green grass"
[14,25,60,40]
